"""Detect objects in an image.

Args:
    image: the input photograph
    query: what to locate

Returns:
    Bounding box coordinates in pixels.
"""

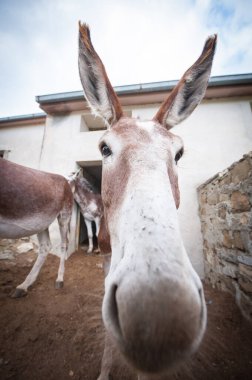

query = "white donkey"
[0,159,73,297]
[78,22,216,379]
[69,170,103,253]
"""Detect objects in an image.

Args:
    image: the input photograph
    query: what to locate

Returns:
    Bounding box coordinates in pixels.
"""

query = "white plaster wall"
[39,113,103,176]
[0,123,45,168]
[132,105,160,120]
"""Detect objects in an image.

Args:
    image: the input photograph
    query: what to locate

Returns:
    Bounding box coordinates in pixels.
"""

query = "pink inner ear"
[153,35,217,130]
[78,22,123,127]
[153,83,181,129]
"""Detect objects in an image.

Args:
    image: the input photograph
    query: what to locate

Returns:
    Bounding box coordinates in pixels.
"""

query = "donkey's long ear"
[154,35,217,129]
[78,22,123,127]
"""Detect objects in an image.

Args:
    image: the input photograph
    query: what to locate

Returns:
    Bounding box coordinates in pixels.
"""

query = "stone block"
[233,230,245,251]
[201,222,208,235]
[238,260,252,294]
[199,191,207,204]
[0,251,14,260]
[16,242,34,254]
[239,263,252,279]
[231,191,250,212]
[222,229,233,249]
[21,237,30,242]
[219,193,230,202]
[230,213,252,230]
[218,248,239,264]
[203,239,209,249]
[0,239,13,247]
[200,206,206,217]
[238,278,252,294]
[240,213,249,225]
[222,262,238,278]
[218,205,227,219]
[207,191,219,205]
[231,159,251,184]
[238,231,252,254]
[218,175,231,186]
[238,255,252,266]
[205,250,216,266]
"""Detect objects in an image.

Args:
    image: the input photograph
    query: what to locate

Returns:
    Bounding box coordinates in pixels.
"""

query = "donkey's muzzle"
[103,273,206,374]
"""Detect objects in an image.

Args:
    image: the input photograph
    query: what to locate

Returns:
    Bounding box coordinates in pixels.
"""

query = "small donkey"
[78,22,216,379]
[69,170,103,253]
[0,158,73,297]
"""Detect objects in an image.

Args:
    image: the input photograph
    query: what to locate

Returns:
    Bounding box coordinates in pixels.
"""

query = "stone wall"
[198,152,252,321]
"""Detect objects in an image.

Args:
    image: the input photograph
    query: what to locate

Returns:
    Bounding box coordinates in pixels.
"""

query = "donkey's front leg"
[85,219,93,254]
[97,333,113,380]
[12,229,51,298]
[94,216,101,253]
[55,212,70,288]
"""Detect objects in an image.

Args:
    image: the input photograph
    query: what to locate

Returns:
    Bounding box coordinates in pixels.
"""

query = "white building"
[1,74,252,277]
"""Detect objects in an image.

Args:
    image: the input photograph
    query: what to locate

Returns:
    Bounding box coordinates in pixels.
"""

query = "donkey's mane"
[78,176,96,193]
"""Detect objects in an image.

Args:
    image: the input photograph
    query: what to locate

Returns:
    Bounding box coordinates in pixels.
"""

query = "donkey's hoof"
[55,281,64,289]
[11,288,27,298]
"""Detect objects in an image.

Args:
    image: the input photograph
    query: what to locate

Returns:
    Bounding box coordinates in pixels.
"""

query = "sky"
[0,0,252,117]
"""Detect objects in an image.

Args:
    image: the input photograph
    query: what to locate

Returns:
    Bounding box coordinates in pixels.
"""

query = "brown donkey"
[0,158,73,297]
[78,22,216,379]
[69,170,103,253]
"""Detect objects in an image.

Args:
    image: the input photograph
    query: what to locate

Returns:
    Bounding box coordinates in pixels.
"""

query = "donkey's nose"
[103,273,206,374]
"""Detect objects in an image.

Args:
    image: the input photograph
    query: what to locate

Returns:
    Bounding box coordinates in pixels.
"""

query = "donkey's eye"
[175,148,184,164]
[100,143,112,157]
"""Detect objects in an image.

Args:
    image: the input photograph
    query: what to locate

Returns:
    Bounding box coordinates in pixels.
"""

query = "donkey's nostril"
[105,284,123,341]
[109,284,118,321]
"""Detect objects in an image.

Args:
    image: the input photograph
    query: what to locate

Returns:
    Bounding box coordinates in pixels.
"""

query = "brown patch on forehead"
[101,147,130,221]
[102,118,152,221]
[112,117,152,144]
[151,123,181,208]
[151,122,182,208]
[167,157,180,209]
[98,215,111,255]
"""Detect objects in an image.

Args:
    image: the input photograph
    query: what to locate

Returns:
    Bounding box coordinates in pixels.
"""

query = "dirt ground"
[0,246,252,380]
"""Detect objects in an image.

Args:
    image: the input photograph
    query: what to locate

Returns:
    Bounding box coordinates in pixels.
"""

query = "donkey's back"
[0,158,72,238]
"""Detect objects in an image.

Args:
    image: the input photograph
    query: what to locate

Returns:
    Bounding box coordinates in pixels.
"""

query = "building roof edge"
[35,73,252,105]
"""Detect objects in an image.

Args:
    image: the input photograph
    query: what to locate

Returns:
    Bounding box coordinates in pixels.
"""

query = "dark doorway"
[77,163,102,251]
